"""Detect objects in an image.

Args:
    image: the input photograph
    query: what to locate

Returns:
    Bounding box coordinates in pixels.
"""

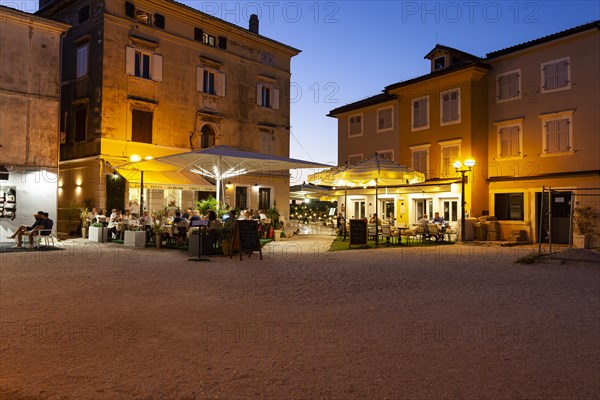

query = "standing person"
[7,211,44,239]
[336,212,346,235]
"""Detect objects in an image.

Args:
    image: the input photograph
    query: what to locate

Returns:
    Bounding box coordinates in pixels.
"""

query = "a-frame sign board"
[230,220,263,260]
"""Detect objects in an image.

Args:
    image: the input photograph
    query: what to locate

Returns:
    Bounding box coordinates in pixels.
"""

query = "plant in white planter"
[267,200,282,241]
[89,222,107,242]
[573,206,597,249]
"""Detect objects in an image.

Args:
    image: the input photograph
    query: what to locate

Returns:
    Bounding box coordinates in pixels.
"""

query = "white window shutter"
[257,84,263,105]
[272,88,280,109]
[196,66,204,92]
[151,54,163,82]
[216,72,226,97]
[125,46,135,75]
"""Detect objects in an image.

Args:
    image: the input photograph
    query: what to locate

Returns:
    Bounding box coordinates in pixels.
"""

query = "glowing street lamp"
[453,158,475,242]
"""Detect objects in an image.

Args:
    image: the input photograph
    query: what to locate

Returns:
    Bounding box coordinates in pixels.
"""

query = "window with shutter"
[541,58,570,92]
[132,110,153,144]
[440,89,459,124]
[497,70,520,101]
[348,114,363,136]
[412,150,428,176]
[498,125,521,158]
[412,96,429,130]
[543,117,571,154]
[441,145,459,176]
[377,107,393,131]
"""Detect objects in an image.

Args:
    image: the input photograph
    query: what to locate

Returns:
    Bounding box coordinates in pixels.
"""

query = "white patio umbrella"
[308,153,425,245]
[115,146,329,208]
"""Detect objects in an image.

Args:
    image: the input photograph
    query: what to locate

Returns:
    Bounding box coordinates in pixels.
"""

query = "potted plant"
[152,209,167,248]
[267,200,282,241]
[573,206,597,249]
[219,222,234,256]
[80,207,90,238]
[89,222,107,242]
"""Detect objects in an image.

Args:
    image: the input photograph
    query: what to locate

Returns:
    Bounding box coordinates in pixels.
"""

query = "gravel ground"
[1,236,599,399]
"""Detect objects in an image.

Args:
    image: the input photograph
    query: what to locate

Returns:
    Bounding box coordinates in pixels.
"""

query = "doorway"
[535,191,572,244]
[352,200,366,219]
[414,198,433,222]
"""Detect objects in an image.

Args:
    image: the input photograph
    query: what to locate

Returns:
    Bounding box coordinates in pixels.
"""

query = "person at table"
[432,212,446,225]
[369,213,382,225]
[8,211,44,240]
[107,209,120,239]
[173,211,185,224]
[182,208,191,220]
[336,212,346,235]
[190,210,201,221]
[417,214,430,237]
[14,212,53,248]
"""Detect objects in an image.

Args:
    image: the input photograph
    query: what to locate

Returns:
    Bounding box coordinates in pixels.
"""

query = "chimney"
[249,14,259,34]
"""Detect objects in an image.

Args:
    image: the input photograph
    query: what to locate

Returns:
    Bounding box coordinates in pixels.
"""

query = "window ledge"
[496,96,521,104]
[440,119,460,127]
[411,125,429,132]
[377,127,394,133]
[495,155,525,161]
[540,151,575,157]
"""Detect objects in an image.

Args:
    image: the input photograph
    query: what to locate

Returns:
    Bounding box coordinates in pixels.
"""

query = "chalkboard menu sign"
[349,219,368,248]
[231,220,263,260]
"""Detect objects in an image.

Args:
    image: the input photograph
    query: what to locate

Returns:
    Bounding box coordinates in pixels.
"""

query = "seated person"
[369,213,382,225]
[417,215,430,236]
[172,211,185,224]
[432,212,447,231]
[14,212,52,248]
[258,209,268,220]
[189,210,201,221]
[8,211,44,239]
[182,208,191,220]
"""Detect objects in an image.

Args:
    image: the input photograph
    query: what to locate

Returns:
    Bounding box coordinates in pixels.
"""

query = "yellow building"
[331,22,599,245]
[0,6,69,240]
[36,0,299,229]
[486,21,600,245]
[330,45,489,229]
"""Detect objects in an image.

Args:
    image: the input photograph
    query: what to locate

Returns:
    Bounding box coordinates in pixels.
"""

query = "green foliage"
[196,196,218,215]
[515,251,544,264]
[80,207,90,228]
[62,200,79,226]
[106,173,125,212]
[91,222,104,228]
[574,206,596,235]
[219,222,234,241]
[267,200,281,229]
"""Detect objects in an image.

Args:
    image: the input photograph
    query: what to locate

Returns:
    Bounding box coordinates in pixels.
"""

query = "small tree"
[574,206,596,235]
[267,200,281,229]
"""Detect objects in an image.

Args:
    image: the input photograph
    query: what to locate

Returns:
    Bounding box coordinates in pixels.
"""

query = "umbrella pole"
[216,178,221,210]
[375,182,378,247]
[344,186,347,241]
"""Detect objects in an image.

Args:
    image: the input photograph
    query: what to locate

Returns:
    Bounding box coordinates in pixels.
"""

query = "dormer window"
[434,56,446,70]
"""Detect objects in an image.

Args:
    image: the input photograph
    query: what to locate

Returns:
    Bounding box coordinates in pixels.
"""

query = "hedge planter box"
[89,226,108,242]
[124,230,146,248]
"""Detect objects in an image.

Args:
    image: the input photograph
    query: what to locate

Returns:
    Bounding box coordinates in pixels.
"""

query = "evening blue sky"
[227,0,597,184]
[21,1,600,183]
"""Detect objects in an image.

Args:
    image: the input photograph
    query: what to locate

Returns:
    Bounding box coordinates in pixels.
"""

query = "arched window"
[200,124,215,148]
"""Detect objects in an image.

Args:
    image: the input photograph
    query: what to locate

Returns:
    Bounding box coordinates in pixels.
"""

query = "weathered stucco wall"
[0,8,67,168]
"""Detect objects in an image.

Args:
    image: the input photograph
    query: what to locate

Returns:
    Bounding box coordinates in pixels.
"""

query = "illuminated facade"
[332,22,599,244]
[0,6,69,240]
[36,0,299,228]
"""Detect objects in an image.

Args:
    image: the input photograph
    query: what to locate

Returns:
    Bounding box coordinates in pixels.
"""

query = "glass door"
[353,200,366,219]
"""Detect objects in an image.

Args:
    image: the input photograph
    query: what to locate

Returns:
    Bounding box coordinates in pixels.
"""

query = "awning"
[116,169,215,192]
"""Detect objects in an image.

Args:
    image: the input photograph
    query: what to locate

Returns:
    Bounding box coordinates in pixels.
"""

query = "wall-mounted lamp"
[226,181,233,190]
[112,171,119,180]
